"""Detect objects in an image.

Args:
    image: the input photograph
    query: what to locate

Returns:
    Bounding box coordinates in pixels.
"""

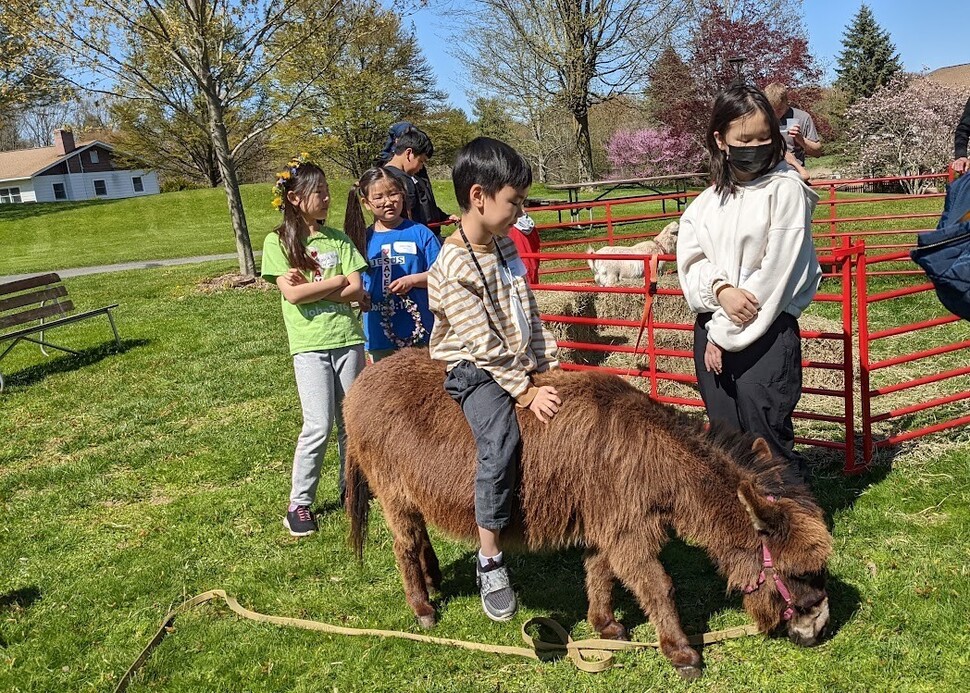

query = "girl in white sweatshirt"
[677,84,822,470]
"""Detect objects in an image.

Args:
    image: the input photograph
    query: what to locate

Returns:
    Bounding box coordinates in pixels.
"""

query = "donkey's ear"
[738,480,774,533]
[751,437,773,462]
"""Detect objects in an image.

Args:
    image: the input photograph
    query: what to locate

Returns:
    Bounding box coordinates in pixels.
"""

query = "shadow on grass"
[802,443,894,528]
[436,537,861,665]
[0,585,42,648]
[0,585,40,612]
[1,338,149,390]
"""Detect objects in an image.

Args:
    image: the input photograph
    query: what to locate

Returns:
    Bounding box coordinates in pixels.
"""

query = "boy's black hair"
[453,137,533,212]
[392,126,434,158]
[706,84,786,197]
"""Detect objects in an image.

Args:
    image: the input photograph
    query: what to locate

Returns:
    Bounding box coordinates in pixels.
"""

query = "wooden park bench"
[0,273,121,391]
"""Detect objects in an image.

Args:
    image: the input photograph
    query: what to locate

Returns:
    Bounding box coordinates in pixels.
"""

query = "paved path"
[0,252,261,284]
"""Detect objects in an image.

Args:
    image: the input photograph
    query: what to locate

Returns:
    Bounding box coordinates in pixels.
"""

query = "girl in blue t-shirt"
[345,167,442,362]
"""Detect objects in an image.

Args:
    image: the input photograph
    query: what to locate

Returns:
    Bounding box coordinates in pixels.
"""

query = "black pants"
[444,361,521,531]
[694,313,802,464]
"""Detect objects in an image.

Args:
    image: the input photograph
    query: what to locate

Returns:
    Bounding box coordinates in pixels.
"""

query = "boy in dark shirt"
[383,126,458,237]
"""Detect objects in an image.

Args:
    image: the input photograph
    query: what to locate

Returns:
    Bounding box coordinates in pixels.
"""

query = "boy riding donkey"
[427,138,561,621]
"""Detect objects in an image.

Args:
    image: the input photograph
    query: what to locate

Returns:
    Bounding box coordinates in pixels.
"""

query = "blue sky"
[409,0,969,114]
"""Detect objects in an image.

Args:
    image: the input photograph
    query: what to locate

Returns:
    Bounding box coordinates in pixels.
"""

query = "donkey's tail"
[346,450,371,562]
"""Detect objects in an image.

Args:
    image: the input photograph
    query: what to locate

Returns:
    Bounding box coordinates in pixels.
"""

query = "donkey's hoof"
[675,664,703,680]
[599,620,629,641]
[417,614,437,630]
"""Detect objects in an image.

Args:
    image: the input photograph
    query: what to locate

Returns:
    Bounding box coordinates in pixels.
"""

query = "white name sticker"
[393,241,417,255]
[317,251,339,269]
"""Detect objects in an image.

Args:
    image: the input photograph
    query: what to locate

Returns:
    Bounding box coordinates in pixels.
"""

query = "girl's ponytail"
[344,183,368,257]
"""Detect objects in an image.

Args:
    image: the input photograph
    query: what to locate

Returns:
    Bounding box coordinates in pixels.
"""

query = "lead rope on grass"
[114,589,762,691]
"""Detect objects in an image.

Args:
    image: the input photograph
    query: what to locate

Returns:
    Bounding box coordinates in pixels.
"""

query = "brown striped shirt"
[428,233,559,405]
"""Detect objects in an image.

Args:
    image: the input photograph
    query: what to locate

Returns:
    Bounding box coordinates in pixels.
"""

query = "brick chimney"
[53,129,76,156]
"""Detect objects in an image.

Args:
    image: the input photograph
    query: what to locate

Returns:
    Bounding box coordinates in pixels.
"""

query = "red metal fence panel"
[519,171,968,473]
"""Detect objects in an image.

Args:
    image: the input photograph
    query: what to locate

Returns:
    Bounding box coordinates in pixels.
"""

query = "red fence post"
[646,259,658,400]
[856,247,874,464]
[828,183,839,258]
[841,240,859,473]
[606,201,614,244]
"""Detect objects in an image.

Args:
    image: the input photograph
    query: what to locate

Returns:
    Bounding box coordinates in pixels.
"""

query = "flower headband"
[271,152,315,211]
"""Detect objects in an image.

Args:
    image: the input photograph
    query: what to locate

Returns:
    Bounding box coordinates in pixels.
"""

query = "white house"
[0,130,160,205]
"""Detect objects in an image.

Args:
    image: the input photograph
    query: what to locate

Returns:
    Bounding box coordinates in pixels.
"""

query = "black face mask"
[727,143,776,176]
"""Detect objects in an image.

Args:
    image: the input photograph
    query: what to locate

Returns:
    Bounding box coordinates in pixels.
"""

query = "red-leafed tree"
[688,0,821,103]
[650,1,823,146]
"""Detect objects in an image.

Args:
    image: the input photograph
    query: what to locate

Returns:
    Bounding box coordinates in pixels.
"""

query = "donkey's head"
[735,441,832,647]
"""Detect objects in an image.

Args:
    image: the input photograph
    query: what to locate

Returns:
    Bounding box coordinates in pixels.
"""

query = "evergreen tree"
[645,46,702,139]
[835,4,903,102]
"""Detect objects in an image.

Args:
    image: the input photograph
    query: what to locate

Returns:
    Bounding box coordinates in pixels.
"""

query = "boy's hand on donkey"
[529,386,562,423]
[718,287,759,326]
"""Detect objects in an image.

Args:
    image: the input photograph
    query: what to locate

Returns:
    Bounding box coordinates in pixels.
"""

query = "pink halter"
[743,539,796,621]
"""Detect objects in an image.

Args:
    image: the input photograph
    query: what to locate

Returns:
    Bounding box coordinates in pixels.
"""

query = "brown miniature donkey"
[344,349,832,678]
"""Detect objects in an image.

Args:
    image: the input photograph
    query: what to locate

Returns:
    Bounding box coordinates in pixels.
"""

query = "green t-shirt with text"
[260,227,368,355]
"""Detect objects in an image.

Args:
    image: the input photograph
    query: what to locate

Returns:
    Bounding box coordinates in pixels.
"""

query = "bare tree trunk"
[206,147,220,187]
[530,119,548,184]
[572,109,594,182]
[205,89,256,277]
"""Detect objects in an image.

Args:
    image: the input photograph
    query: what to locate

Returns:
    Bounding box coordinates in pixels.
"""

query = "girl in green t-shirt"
[260,156,369,538]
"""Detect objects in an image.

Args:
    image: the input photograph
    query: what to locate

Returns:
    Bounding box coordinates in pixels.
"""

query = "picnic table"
[546,172,705,222]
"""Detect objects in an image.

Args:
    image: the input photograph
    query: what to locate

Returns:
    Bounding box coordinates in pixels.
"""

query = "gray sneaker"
[476,557,518,622]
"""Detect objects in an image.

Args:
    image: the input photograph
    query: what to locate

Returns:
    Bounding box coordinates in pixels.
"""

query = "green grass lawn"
[0,180,467,276]
[2,183,969,690]
[1,260,969,691]
[1,176,943,278]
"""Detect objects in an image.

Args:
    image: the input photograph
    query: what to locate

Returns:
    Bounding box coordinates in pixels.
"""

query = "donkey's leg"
[584,547,628,640]
[416,521,442,596]
[609,544,702,679]
[384,503,437,629]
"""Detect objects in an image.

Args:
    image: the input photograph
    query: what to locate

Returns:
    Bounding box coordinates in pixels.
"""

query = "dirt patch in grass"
[195,273,273,294]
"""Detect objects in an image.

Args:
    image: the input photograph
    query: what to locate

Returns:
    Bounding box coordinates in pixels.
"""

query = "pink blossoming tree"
[606,127,703,179]
[845,76,964,193]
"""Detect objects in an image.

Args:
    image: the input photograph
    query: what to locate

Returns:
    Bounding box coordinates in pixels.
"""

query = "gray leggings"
[290,345,364,506]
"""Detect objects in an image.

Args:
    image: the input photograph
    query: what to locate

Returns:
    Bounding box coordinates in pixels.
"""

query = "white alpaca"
[587,221,680,287]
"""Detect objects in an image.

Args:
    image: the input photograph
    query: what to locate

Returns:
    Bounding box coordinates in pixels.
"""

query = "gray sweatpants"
[290,345,364,506]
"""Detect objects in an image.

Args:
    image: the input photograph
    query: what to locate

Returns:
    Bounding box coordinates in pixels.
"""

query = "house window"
[0,187,22,204]
[132,176,144,192]
[53,183,67,200]
[94,180,107,196]
[89,150,100,164]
